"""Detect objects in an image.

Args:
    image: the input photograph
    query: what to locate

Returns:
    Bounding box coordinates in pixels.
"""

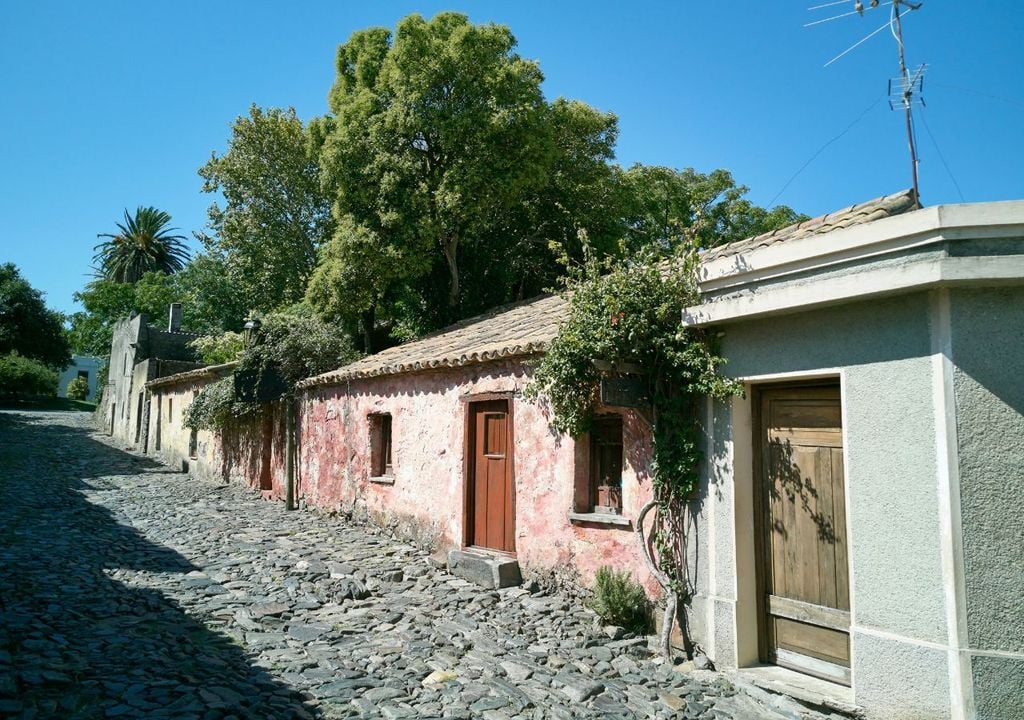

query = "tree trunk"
[636,499,688,660]
[442,233,460,308]
[361,305,376,355]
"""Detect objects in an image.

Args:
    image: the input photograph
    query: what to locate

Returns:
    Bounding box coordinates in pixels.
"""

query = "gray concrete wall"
[107,315,144,443]
[703,292,956,718]
[949,286,1024,719]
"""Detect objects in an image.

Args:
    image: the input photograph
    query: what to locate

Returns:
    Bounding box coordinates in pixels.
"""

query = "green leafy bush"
[0,352,59,397]
[190,331,244,365]
[66,375,90,400]
[184,377,249,430]
[186,312,359,431]
[590,566,651,634]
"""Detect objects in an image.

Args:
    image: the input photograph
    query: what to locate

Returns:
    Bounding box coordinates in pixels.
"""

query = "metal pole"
[891,0,921,205]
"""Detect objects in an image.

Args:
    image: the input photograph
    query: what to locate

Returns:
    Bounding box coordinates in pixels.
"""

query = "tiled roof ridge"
[145,361,239,389]
[398,293,559,344]
[301,190,920,391]
[299,294,568,389]
[701,189,919,262]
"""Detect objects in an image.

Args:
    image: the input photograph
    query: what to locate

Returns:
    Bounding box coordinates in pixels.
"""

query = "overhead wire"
[767,93,887,207]
[808,0,851,10]
[917,108,966,202]
[805,3,885,28]
[824,8,911,67]
[931,82,1024,110]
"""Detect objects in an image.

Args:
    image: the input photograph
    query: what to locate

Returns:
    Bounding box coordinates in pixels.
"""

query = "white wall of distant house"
[58,355,102,401]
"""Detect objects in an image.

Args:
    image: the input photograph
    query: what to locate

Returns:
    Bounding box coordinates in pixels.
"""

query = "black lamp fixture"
[243,316,262,347]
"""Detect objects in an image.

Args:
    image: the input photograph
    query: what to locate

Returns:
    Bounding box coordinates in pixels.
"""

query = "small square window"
[369,414,393,478]
[590,416,623,514]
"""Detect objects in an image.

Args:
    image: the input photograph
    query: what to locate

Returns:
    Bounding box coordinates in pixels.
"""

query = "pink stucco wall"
[148,358,660,594]
[297,360,659,592]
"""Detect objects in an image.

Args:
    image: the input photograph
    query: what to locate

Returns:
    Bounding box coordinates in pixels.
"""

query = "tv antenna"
[807,0,925,205]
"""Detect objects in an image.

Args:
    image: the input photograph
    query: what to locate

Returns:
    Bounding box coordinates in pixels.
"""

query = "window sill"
[568,512,631,528]
[368,475,395,485]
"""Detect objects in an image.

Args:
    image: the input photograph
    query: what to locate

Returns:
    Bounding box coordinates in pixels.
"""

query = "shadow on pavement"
[0,411,321,719]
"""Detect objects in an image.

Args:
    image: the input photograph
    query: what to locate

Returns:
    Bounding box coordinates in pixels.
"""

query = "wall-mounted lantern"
[243,316,262,348]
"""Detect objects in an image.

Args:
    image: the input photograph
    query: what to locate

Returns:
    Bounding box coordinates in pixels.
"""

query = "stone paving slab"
[0,411,842,719]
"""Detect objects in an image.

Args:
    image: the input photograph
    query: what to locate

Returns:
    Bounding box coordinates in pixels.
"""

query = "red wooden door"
[468,400,515,553]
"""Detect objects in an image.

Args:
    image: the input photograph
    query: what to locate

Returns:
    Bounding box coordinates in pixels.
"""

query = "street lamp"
[243,317,262,348]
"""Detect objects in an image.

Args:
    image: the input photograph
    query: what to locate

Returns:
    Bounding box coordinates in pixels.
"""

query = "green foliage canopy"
[189,331,244,366]
[94,207,190,283]
[185,312,358,430]
[199,106,333,313]
[0,263,71,369]
[67,272,179,358]
[620,166,806,254]
[314,12,622,344]
[526,243,743,601]
[0,352,59,397]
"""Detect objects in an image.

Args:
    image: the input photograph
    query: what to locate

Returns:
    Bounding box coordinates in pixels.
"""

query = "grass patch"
[0,396,97,412]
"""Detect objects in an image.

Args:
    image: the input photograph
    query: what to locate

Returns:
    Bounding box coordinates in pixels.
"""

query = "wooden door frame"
[461,394,516,554]
[751,379,847,670]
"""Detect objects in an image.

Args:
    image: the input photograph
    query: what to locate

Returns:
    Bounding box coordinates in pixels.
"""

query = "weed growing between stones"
[526,240,743,658]
[590,566,652,635]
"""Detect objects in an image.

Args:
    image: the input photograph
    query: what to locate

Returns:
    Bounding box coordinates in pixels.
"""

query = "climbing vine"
[185,311,358,431]
[525,242,742,657]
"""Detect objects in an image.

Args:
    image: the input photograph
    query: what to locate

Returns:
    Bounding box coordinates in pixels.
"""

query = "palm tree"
[94,206,191,282]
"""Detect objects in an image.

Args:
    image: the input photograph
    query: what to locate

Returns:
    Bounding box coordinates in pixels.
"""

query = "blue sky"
[1,1,1021,316]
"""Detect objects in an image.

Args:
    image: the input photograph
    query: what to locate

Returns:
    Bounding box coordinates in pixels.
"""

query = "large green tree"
[620,166,806,253]
[67,273,179,358]
[68,261,248,359]
[320,14,551,311]
[199,105,333,313]
[313,12,623,346]
[94,207,191,282]
[0,263,71,368]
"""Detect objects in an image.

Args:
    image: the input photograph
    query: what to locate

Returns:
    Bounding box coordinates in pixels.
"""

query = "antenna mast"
[809,0,925,205]
[890,0,923,204]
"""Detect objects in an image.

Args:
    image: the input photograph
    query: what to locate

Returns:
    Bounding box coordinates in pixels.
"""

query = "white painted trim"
[964,648,1024,660]
[735,368,846,384]
[705,394,718,662]
[853,624,952,653]
[730,391,758,667]
[838,369,857,692]
[699,200,1024,289]
[685,255,1024,326]
[930,289,974,720]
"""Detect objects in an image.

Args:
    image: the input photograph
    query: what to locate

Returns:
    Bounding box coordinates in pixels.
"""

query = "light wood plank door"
[467,400,515,553]
[757,385,851,685]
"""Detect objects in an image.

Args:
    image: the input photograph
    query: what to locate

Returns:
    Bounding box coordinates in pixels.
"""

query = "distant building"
[58,355,102,400]
[97,303,202,449]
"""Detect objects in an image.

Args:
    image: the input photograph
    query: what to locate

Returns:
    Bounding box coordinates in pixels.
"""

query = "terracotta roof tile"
[301,190,919,390]
[700,189,919,263]
[145,361,239,390]
[298,295,568,389]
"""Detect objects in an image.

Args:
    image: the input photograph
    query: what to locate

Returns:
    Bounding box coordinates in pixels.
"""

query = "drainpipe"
[285,396,296,511]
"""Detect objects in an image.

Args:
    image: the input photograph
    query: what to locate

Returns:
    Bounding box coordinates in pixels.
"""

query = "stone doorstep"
[730,665,864,718]
[447,549,522,589]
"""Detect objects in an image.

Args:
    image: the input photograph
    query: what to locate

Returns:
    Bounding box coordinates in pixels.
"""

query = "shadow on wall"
[0,411,320,719]
[767,438,838,544]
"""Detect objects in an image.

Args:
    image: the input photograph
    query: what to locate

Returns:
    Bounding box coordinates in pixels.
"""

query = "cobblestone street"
[0,411,838,720]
